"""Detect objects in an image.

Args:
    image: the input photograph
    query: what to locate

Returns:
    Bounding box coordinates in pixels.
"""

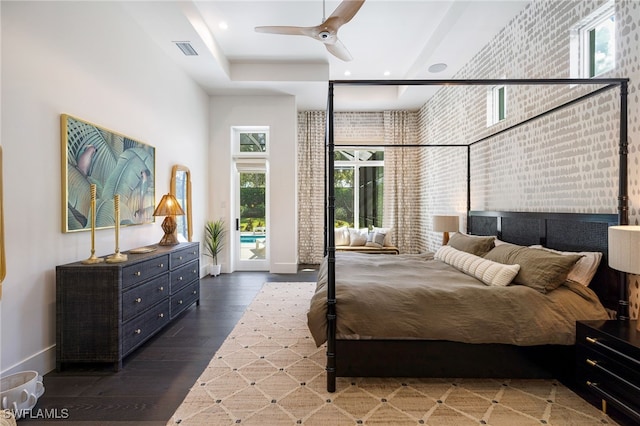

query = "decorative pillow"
[348,228,367,246]
[334,226,350,246]
[435,245,520,287]
[373,227,394,246]
[365,231,386,248]
[448,232,495,257]
[483,245,582,293]
[530,245,601,287]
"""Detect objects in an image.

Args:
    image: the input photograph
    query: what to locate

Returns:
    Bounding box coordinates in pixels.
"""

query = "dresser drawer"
[122,299,170,355]
[122,254,169,289]
[122,274,169,322]
[170,261,199,294]
[171,245,199,269]
[170,281,199,319]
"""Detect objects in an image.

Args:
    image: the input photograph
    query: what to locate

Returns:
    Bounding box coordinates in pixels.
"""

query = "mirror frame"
[0,146,5,298]
[170,164,193,242]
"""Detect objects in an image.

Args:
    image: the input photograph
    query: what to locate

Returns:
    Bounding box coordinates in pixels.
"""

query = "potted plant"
[204,219,225,276]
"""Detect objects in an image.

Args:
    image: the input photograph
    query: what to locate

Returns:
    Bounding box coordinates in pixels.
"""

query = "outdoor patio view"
[334,149,384,229]
[239,172,266,260]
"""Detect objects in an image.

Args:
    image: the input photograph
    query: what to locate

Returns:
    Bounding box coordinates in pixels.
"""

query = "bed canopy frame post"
[617,80,629,320]
[326,82,337,392]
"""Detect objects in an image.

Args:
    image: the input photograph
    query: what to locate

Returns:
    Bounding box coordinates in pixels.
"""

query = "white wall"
[0,1,209,375]
[210,96,298,274]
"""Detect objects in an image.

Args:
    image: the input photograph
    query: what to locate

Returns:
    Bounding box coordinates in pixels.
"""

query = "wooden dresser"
[576,319,640,424]
[56,242,200,371]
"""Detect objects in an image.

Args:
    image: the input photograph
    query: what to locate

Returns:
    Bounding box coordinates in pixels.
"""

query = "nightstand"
[576,320,640,424]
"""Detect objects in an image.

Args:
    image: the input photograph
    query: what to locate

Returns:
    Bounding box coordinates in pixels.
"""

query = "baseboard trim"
[270,263,298,274]
[1,344,56,376]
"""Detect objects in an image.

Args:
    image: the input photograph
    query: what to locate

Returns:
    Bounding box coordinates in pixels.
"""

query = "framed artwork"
[170,165,192,242]
[61,114,155,232]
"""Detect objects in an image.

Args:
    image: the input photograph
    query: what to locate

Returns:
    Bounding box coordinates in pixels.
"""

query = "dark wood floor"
[20,269,318,425]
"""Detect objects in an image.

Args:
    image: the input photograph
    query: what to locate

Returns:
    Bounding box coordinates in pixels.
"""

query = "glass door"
[235,167,268,271]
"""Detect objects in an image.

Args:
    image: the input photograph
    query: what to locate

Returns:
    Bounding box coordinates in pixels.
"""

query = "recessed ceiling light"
[428,63,448,73]
[219,21,228,30]
[344,70,351,76]
[383,71,391,76]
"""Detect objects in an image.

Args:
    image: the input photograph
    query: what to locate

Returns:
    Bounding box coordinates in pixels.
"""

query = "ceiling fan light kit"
[255,0,366,62]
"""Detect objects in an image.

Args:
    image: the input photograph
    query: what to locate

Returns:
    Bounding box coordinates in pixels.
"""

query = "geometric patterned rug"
[167,282,618,425]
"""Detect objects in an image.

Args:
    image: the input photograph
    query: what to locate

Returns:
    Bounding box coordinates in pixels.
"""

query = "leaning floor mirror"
[170,165,192,242]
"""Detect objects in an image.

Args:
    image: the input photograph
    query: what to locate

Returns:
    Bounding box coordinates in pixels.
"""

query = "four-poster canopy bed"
[311,78,630,394]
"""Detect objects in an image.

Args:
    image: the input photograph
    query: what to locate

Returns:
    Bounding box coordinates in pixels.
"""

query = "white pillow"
[529,245,602,287]
[349,228,367,246]
[435,245,520,287]
[334,226,350,246]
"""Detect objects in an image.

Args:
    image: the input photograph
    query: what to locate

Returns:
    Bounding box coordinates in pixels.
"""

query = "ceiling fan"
[255,0,365,62]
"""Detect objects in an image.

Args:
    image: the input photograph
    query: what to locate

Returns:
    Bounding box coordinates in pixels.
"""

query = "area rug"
[168,282,617,425]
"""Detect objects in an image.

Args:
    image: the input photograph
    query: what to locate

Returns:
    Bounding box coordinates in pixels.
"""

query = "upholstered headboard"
[468,211,622,317]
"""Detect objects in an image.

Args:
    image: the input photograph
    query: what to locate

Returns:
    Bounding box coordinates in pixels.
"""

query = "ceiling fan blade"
[255,26,311,37]
[325,38,353,61]
[328,0,366,26]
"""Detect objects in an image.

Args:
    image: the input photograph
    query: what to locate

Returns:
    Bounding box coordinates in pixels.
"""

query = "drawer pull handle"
[179,276,183,281]
[193,290,197,295]
[586,336,598,344]
[179,256,183,260]
[193,269,197,274]
[178,300,183,305]
[159,286,164,291]
[586,358,597,367]
[135,297,142,303]
[159,313,164,318]
[135,271,141,277]
[135,329,141,334]
[159,263,164,268]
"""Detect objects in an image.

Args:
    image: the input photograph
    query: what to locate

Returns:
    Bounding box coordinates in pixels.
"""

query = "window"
[486,85,506,126]
[334,149,384,229]
[571,1,615,78]
[232,126,268,156]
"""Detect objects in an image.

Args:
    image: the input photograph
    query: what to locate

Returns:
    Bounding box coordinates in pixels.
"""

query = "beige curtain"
[383,111,421,253]
[297,111,326,264]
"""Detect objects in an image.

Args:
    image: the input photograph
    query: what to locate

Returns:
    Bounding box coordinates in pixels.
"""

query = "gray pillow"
[483,245,582,293]
[447,233,495,257]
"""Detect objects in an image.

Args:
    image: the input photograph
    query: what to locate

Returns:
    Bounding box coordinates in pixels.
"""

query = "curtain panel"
[383,110,421,253]
[297,111,326,264]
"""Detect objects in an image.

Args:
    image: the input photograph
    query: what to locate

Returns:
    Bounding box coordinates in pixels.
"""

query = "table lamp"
[608,225,640,329]
[153,193,185,246]
[433,215,459,245]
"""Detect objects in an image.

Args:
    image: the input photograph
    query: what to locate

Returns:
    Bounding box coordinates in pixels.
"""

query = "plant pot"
[210,264,221,276]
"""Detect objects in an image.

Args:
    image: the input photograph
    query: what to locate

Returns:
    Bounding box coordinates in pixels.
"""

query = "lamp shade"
[433,215,459,233]
[153,193,185,217]
[608,225,640,274]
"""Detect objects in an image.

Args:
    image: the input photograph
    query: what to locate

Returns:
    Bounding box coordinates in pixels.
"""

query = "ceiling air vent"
[174,41,198,56]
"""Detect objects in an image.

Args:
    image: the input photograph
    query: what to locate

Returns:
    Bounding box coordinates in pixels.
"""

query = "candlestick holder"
[82,184,104,264]
[106,194,128,263]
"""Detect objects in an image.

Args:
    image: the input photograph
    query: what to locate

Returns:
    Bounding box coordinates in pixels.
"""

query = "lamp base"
[442,232,450,246]
[158,215,179,246]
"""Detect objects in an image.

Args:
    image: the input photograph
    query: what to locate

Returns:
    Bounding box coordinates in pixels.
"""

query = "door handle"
[236,218,240,231]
